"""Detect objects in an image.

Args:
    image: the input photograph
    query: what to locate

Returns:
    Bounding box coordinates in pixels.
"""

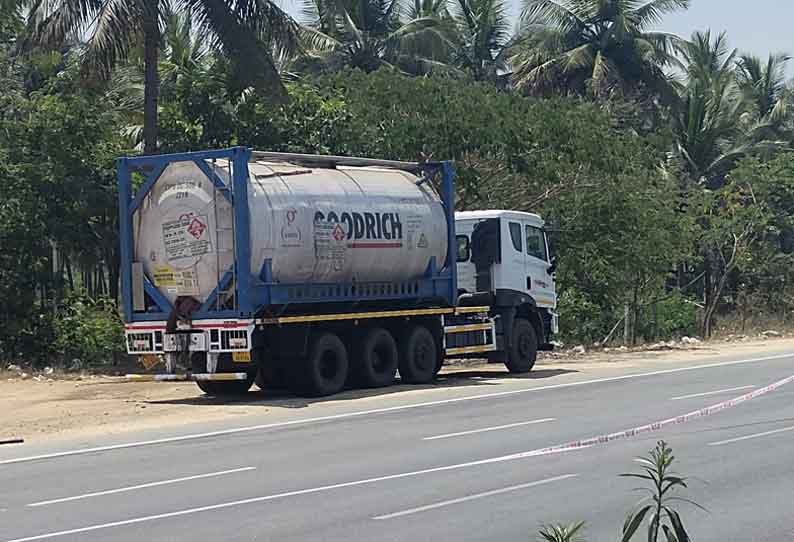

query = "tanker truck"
[120,147,558,397]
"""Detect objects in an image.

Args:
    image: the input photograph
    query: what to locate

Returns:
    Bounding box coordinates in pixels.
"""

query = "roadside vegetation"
[2,0,794,367]
[539,441,700,541]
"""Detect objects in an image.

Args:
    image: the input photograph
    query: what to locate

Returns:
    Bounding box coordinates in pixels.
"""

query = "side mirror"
[547,256,557,276]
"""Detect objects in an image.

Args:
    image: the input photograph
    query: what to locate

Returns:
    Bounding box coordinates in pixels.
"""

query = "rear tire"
[504,318,537,373]
[196,374,255,396]
[398,325,438,384]
[291,332,349,397]
[353,327,398,388]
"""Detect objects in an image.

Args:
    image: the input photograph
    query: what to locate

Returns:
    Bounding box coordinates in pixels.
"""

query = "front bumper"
[124,321,254,355]
[126,372,250,382]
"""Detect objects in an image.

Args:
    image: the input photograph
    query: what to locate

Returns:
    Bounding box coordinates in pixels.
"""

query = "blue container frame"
[118,147,458,324]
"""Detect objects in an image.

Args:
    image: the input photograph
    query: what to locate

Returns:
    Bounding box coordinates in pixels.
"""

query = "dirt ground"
[2,336,793,445]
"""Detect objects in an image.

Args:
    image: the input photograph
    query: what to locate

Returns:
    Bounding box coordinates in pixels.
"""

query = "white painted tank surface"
[134,159,449,303]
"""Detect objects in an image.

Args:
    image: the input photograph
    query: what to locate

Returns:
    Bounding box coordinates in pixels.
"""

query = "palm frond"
[393,52,464,76]
[27,0,103,48]
[521,0,586,35]
[561,42,592,74]
[632,0,690,29]
[406,0,450,20]
[512,51,562,93]
[80,0,141,79]
[386,16,455,61]
[638,31,685,66]
[298,24,340,52]
[591,48,618,95]
[185,0,301,99]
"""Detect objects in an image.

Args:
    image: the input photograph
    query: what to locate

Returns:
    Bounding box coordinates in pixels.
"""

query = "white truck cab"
[455,210,559,351]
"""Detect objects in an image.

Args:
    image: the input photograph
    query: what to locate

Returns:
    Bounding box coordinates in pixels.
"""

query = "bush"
[557,287,615,344]
[52,292,125,368]
[539,441,701,542]
[653,292,699,338]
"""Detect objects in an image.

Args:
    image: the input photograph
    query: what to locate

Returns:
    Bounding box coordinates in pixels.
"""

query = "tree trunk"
[65,258,74,291]
[623,303,630,346]
[142,0,160,155]
[701,249,714,338]
[107,247,120,302]
[631,283,639,346]
[85,267,92,298]
[98,265,107,297]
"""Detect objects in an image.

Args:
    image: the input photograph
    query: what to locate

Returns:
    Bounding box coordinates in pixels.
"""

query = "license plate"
[232,351,251,363]
[141,354,160,370]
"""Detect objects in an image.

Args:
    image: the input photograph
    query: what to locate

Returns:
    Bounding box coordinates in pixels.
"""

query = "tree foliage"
[511,0,688,100]
[3,0,794,365]
[298,0,457,75]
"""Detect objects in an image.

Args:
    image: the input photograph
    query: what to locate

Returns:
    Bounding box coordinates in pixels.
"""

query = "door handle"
[526,276,532,290]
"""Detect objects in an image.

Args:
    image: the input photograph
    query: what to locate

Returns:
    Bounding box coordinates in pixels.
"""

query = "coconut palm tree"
[407,0,450,19]
[27,0,302,153]
[735,52,791,132]
[102,8,210,145]
[299,0,456,75]
[450,0,514,83]
[670,31,788,185]
[670,30,741,184]
[1,0,25,41]
[511,0,688,99]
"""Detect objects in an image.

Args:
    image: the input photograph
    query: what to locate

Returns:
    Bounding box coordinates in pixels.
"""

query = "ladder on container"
[212,160,236,311]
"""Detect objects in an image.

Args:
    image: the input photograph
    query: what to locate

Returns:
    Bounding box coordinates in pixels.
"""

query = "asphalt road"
[2,347,794,542]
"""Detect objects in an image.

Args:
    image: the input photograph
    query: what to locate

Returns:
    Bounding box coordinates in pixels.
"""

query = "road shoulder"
[2,337,793,447]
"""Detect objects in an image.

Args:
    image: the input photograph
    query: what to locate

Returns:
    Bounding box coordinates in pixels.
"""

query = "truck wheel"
[399,325,438,384]
[353,327,398,388]
[505,318,537,373]
[293,332,349,397]
[196,373,255,396]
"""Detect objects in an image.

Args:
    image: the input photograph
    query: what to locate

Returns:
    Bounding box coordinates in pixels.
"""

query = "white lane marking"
[4,453,580,542]
[2,352,791,466]
[709,425,794,446]
[423,418,555,441]
[26,466,255,507]
[671,385,756,401]
[373,475,577,520]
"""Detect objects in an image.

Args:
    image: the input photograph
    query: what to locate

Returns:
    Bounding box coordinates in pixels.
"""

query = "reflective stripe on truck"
[258,306,490,325]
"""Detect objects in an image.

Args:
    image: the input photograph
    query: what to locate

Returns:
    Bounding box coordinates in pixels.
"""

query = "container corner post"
[117,157,133,321]
[441,161,457,306]
[232,147,254,316]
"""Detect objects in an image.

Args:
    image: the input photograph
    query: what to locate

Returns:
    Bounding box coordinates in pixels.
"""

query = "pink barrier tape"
[510,374,794,460]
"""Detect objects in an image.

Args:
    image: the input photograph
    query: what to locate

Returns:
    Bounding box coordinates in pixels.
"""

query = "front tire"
[504,318,537,373]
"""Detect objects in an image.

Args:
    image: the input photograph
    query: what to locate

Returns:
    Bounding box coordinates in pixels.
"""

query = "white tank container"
[134,159,449,304]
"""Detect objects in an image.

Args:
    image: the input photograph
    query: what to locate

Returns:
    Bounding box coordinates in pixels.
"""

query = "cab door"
[455,220,476,294]
[524,223,556,308]
[497,219,527,293]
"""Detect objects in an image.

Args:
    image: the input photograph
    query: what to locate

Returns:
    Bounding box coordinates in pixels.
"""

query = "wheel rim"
[371,342,394,376]
[371,350,385,373]
[517,331,533,359]
[413,342,432,372]
[319,350,340,381]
